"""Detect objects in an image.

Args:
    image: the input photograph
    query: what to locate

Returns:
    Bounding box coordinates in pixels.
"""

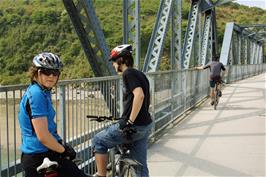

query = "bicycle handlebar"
[86,115,120,122]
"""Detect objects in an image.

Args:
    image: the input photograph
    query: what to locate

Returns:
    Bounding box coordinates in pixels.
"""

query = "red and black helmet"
[108,44,132,61]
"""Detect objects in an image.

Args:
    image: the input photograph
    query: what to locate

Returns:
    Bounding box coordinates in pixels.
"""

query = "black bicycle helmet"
[109,44,132,61]
[33,52,63,70]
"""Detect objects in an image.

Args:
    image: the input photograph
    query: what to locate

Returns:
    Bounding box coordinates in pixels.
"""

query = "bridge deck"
[148,73,265,177]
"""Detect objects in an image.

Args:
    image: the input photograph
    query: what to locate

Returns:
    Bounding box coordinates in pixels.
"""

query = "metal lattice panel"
[143,0,173,72]
[200,13,212,65]
[181,0,200,69]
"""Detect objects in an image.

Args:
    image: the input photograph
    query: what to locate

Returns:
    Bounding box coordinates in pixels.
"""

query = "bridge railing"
[0,64,265,176]
[225,64,266,83]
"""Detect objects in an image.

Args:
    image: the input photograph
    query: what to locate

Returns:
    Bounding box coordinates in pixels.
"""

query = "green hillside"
[0,0,265,85]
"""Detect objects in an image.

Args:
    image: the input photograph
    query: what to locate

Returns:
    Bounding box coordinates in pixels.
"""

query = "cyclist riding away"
[195,55,226,105]
[92,44,153,177]
[18,52,88,177]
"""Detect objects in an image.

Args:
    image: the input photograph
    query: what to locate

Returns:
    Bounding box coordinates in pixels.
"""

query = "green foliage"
[0,0,265,85]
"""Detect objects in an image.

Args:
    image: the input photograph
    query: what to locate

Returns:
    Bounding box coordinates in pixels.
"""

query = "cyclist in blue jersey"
[195,55,226,105]
[92,44,153,177]
[18,52,88,177]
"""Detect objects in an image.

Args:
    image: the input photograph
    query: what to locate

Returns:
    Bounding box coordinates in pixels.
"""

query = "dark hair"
[212,55,220,61]
[115,54,134,67]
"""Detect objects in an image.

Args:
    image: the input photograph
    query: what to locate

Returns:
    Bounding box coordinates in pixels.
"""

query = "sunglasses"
[39,68,60,76]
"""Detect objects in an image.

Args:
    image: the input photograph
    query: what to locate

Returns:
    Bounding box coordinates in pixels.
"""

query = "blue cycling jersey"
[18,82,61,154]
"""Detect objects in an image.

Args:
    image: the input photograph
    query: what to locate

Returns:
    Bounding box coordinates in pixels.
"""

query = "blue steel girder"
[62,0,115,77]
[171,0,182,70]
[235,33,241,64]
[251,41,256,64]
[211,8,218,56]
[255,44,263,64]
[63,0,118,117]
[200,12,212,65]
[181,0,201,69]
[220,22,265,66]
[253,43,258,64]
[220,22,234,65]
[256,45,261,64]
[243,36,248,64]
[123,0,141,70]
[240,24,266,28]
[143,0,173,73]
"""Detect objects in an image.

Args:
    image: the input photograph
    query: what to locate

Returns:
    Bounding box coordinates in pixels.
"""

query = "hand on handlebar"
[118,118,133,129]
[61,143,76,160]
[118,118,136,140]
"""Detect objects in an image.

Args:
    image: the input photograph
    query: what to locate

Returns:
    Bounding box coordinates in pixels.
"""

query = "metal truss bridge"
[0,0,265,176]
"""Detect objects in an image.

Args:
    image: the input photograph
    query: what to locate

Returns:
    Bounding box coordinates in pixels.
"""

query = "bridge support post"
[59,85,66,141]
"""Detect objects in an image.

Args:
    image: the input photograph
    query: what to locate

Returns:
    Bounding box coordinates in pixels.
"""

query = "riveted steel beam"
[123,0,141,70]
[240,24,266,28]
[171,0,182,70]
[62,0,115,77]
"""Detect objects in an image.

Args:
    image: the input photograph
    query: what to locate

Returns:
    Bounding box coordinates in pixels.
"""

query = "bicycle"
[213,81,222,110]
[86,115,143,177]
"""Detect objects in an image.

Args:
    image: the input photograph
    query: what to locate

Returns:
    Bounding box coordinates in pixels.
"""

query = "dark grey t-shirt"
[203,61,226,80]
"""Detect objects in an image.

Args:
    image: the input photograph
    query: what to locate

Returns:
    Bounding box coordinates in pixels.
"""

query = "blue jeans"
[92,122,152,177]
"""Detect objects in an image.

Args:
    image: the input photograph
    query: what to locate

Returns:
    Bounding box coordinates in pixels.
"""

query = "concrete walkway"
[147,73,266,177]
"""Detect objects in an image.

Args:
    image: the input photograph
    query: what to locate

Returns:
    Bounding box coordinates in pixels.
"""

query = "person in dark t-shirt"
[196,55,226,105]
[92,44,152,177]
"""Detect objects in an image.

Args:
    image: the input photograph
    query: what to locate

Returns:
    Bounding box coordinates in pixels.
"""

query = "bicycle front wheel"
[120,165,137,177]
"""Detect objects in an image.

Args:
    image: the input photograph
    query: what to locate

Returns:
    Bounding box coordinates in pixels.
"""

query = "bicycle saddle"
[37,157,59,172]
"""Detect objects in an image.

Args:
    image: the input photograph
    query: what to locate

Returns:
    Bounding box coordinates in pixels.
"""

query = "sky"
[234,0,266,10]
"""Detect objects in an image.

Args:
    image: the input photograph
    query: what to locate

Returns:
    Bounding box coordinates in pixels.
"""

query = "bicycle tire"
[214,85,219,110]
[214,99,217,110]
[120,164,137,177]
